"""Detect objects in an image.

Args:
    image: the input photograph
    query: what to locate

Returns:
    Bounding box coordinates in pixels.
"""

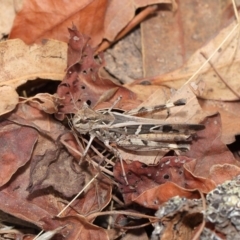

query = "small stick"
[200,51,240,99]
[86,210,158,222]
[191,191,206,240]
[183,23,239,86]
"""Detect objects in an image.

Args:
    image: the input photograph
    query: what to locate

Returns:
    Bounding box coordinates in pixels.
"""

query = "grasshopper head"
[72,107,100,134]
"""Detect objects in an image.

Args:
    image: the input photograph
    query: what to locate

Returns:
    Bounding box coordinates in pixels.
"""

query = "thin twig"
[114,220,158,230]
[200,51,240,98]
[232,0,239,22]
[192,191,206,240]
[183,22,239,86]
[57,173,99,217]
[86,210,158,222]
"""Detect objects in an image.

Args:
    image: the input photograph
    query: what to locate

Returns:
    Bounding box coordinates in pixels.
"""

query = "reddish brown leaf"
[114,156,194,204]
[0,101,112,230]
[183,159,216,192]
[0,163,59,228]
[67,174,112,216]
[9,0,108,47]
[55,27,137,120]
[185,114,239,178]
[28,148,86,198]
[199,99,240,144]
[51,215,108,240]
[133,182,200,210]
[9,0,171,48]
[0,159,109,239]
[0,120,38,187]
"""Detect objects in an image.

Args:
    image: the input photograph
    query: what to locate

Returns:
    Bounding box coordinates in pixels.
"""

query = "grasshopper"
[72,97,204,184]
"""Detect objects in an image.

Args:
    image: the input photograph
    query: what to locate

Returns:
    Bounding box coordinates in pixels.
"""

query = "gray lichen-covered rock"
[205,175,240,239]
[152,175,240,240]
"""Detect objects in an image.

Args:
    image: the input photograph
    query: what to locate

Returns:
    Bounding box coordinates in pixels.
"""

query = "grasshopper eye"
[79,119,88,124]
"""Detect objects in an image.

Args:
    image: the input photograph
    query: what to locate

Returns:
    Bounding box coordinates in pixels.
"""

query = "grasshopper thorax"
[72,104,114,134]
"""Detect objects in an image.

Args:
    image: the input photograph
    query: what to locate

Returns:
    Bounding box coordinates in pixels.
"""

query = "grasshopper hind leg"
[79,134,95,164]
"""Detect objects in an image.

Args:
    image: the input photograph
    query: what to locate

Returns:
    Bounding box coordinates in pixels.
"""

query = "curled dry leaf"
[103,0,174,42]
[23,93,60,114]
[183,160,216,193]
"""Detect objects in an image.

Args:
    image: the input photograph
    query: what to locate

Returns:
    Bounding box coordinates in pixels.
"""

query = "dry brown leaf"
[27,148,86,198]
[125,84,171,102]
[0,159,109,239]
[0,162,60,228]
[183,159,216,192]
[0,39,67,88]
[138,20,240,101]
[141,0,233,77]
[23,93,60,114]
[9,0,173,47]
[0,38,66,114]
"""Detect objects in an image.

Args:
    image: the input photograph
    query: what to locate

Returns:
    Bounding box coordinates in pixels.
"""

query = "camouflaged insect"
[72,97,205,183]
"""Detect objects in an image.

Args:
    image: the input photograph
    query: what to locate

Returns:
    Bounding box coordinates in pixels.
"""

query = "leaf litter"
[1,1,240,239]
